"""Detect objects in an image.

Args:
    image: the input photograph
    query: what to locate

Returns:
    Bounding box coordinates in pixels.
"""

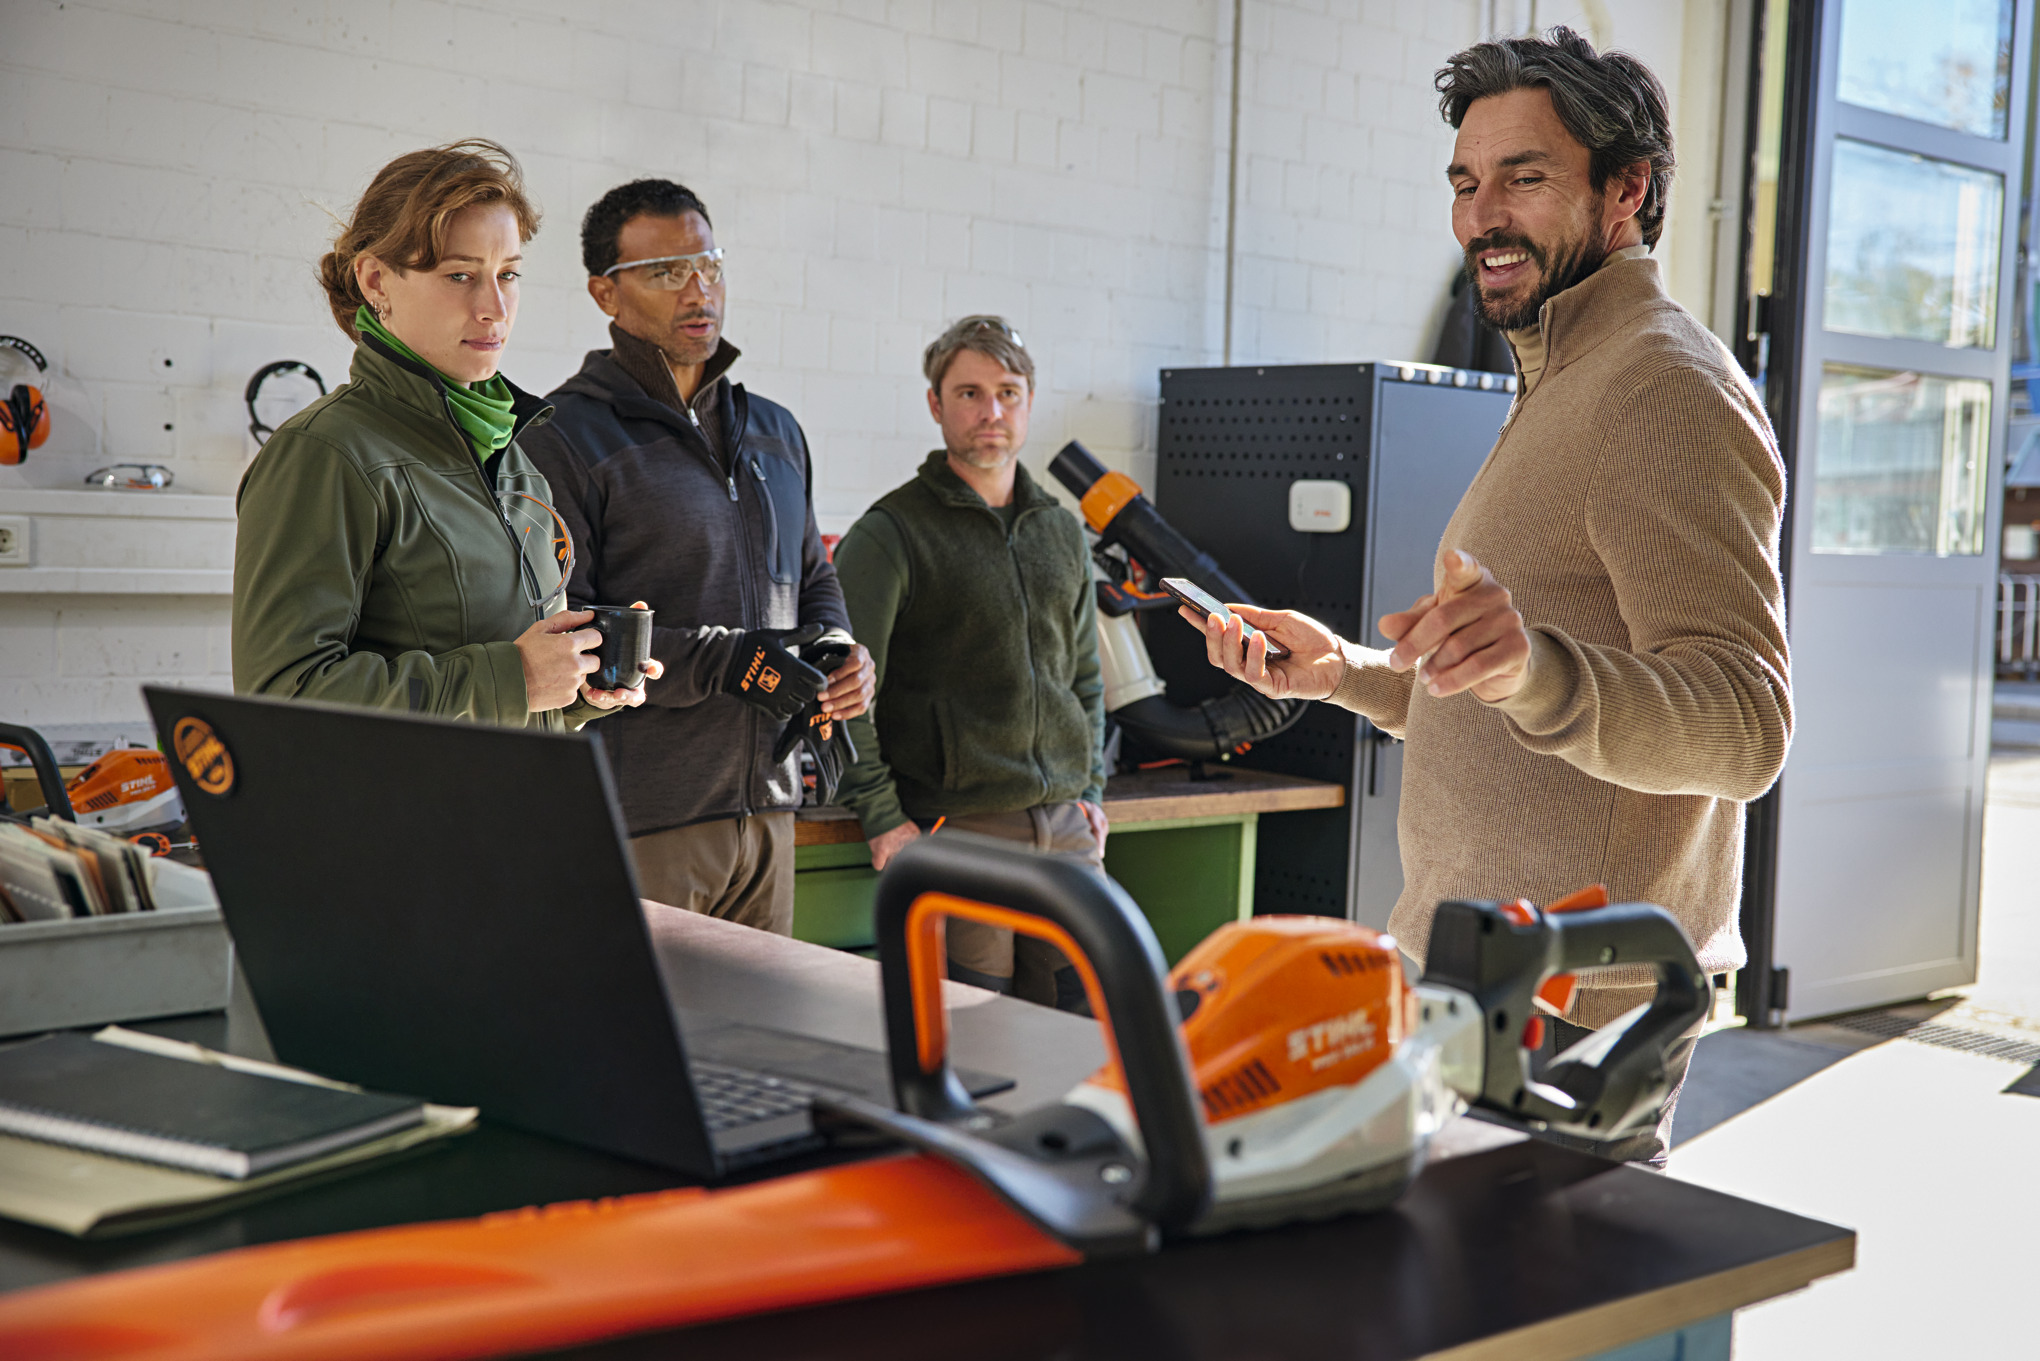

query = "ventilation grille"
[1319,949,1388,978]
[1200,1058,1282,1120]
[1828,1011,2040,1066]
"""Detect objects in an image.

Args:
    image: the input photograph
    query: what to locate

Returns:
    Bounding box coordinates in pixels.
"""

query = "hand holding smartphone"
[1159,577,1291,660]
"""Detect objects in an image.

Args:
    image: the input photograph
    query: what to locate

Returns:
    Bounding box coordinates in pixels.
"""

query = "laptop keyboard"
[690,1060,816,1133]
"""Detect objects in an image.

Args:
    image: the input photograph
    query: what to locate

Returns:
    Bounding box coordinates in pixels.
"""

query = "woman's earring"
[372,300,390,322]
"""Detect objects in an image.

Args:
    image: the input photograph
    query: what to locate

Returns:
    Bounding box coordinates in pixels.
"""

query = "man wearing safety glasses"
[522,180,875,937]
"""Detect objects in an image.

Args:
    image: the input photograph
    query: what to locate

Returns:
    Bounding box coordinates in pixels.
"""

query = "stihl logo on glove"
[758,667,781,693]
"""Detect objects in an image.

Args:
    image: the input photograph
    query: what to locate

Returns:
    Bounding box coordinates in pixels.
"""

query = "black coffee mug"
[585,606,653,691]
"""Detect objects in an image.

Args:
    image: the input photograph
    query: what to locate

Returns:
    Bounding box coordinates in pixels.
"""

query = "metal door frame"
[1760,0,2032,1022]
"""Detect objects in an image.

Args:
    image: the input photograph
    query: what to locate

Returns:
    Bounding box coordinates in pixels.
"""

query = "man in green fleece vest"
[834,317,1108,1008]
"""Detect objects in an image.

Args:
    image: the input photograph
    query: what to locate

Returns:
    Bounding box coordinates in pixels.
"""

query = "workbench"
[0,906,1851,1360]
[794,766,1346,961]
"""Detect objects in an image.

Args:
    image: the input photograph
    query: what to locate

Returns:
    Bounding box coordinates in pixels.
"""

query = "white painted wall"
[0,0,1729,725]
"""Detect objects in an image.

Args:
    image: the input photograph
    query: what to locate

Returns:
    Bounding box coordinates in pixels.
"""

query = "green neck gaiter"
[355,305,516,459]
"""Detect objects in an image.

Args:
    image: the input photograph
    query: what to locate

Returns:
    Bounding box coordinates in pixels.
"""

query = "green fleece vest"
[835,453,1104,830]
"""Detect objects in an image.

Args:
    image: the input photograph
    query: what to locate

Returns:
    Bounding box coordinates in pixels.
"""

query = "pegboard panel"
[1154,364,1375,641]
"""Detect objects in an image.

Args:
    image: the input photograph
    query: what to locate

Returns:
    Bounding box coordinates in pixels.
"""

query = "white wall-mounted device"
[1287,480,1351,534]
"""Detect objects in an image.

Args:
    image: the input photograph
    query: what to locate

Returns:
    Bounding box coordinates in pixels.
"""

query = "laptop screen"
[144,688,713,1172]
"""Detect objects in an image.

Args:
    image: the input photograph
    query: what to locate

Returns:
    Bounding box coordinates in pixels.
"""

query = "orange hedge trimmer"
[0,835,1707,1360]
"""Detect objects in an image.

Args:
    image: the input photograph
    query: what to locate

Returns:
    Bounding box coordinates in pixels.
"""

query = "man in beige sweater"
[1195,29,1791,1166]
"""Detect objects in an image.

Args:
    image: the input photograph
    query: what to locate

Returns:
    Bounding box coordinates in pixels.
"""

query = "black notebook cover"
[0,1033,425,1179]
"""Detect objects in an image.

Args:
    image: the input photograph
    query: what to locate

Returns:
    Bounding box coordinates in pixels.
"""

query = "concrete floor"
[1664,742,2040,1358]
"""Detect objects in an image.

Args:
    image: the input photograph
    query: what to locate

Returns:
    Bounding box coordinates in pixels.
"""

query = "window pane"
[1824,139,2002,348]
[1813,365,1991,556]
[1837,0,2013,139]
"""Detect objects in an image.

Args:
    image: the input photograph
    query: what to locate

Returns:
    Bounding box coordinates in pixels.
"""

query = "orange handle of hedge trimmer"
[901,892,1126,1082]
[873,833,1211,1238]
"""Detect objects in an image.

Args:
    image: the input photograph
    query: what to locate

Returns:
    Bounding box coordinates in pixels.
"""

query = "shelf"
[0,489,236,594]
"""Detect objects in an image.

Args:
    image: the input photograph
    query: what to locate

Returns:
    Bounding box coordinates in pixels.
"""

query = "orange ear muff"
[0,384,49,464]
[0,336,51,466]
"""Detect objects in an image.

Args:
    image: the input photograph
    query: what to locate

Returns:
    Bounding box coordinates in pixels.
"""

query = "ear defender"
[244,359,327,445]
[0,336,50,466]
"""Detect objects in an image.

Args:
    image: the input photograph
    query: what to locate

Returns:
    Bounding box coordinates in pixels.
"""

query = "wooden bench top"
[794,766,1345,847]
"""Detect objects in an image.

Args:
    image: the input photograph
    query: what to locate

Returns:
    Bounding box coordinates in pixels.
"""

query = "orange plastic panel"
[66,749,175,814]
[1076,471,1142,533]
[905,892,1125,1086]
[1535,884,1609,1018]
[0,1154,1079,1361]
[1090,916,1405,1125]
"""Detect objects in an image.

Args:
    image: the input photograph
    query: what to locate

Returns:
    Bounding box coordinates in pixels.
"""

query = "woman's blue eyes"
[444,272,520,283]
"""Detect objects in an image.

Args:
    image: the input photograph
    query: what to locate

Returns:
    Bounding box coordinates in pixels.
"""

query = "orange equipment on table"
[0,836,1709,1360]
[63,748,185,836]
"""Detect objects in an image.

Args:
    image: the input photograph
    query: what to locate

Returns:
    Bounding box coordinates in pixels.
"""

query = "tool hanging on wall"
[0,335,51,466]
[1048,440,1303,764]
[0,834,1709,1358]
[244,360,327,445]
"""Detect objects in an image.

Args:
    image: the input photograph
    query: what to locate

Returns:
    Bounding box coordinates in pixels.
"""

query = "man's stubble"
[1466,191,1609,332]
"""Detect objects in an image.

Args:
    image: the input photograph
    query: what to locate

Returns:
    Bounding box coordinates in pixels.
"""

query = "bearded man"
[832,316,1108,1010]
[1192,29,1792,1167]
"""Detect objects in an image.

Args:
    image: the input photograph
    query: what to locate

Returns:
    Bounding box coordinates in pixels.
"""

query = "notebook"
[0,1031,426,1179]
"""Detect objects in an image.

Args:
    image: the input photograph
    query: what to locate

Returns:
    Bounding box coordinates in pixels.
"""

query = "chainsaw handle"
[872,832,1211,1235]
[0,721,74,821]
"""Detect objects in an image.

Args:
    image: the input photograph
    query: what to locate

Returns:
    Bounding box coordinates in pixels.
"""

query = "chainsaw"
[0,836,1708,1360]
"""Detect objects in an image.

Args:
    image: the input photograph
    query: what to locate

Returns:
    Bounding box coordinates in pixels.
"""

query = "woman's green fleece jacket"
[232,333,599,730]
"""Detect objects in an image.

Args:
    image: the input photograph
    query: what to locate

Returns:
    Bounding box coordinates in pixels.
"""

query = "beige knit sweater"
[1331,251,1791,1027]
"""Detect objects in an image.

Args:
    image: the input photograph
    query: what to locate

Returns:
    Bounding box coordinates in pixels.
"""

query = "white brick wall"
[0,0,1723,724]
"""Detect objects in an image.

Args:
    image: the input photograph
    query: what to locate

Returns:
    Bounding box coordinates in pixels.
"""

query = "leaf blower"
[1047,440,1302,762]
[0,836,1710,1359]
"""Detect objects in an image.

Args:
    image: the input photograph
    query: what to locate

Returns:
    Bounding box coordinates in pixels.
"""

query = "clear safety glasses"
[498,490,574,611]
[601,248,726,292]
[953,314,1024,348]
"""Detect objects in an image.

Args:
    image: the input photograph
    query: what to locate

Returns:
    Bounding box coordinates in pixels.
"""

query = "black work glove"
[771,629,860,804]
[723,624,828,722]
[774,706,860,804]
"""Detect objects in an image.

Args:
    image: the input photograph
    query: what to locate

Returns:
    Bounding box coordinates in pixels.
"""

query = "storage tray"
[0,863,232,1037]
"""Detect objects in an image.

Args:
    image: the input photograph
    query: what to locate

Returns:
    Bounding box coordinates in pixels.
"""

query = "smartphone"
[1159,577,1291,660]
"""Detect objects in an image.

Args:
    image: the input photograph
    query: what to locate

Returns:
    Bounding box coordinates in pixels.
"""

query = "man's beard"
[948,439,1015,471]
[659,308,720,367]
[1465,224,1606,332]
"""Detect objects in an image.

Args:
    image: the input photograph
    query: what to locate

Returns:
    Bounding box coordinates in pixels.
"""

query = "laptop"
[142,687,1009,1177]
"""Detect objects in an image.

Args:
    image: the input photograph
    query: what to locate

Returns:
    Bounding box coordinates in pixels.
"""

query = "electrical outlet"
[0,515,31,565]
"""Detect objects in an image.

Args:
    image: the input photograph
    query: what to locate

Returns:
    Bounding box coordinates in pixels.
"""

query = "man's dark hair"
[1436,27,1674,247]
[580,179,714,277]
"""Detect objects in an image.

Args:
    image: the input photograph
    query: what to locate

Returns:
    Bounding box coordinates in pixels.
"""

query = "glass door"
[1764,0,2030,1021]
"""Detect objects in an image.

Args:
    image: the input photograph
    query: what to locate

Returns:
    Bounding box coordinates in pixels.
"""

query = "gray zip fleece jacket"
[519,330,849,836]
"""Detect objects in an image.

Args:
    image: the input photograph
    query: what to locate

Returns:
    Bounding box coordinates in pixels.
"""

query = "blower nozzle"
[1049,441,1255,608]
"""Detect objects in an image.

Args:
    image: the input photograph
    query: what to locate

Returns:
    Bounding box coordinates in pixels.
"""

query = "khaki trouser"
[630,812,796,936]
[925,802,1103,1006]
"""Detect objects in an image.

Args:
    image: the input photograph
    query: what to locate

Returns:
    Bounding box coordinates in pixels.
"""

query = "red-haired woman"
[233,140,657,727]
